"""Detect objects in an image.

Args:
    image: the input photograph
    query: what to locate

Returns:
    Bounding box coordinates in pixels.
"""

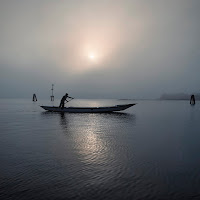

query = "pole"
[51,84,54,101]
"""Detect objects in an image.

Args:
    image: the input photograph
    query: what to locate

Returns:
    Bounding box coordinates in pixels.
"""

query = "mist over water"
[1,1,200,199]
[1,99,200,200]
[1,0,200,99]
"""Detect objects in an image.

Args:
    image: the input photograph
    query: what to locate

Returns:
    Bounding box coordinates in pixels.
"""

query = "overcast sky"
[0,0,200,99]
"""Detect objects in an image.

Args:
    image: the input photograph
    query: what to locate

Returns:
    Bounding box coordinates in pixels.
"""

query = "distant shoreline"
[159,93,200,100]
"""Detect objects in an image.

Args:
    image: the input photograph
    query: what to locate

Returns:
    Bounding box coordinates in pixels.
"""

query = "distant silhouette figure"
[59,93,73,108]
[32,94,37,102]
[190,94,195,105]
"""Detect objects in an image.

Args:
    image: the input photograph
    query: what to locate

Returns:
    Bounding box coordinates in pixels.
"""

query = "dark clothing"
[59,95,68,108]
[59,93,73,108]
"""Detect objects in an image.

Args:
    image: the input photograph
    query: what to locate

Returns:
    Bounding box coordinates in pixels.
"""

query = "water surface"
[0,99,200,200]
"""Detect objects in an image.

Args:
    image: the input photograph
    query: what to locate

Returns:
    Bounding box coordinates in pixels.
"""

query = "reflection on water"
[2,100,200,200]
[59,112,136,166]
[39,111,138,199]
[42,111,136,169]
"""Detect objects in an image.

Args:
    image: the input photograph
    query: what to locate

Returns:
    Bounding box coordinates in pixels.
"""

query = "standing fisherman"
[59,93,73,108]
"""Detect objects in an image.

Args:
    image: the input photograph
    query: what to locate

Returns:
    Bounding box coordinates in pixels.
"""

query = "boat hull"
[40,104,135,113]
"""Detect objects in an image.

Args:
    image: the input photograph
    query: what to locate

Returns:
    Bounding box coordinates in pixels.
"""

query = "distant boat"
[40,104,136,113]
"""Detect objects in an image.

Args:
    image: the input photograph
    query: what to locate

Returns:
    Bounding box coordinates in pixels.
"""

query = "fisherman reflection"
[59,112,68,130]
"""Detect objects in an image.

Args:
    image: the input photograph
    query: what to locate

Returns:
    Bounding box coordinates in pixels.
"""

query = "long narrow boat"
[40,103,136,113]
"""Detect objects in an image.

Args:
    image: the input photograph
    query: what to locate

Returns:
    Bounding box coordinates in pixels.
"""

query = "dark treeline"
[160,93,200,100]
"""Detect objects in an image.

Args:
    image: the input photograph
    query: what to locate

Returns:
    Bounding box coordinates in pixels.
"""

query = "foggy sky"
[0,0,200,99]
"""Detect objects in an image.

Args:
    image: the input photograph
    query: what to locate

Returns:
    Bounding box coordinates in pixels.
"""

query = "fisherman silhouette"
[190,94,195,105]
[59,93,73,108]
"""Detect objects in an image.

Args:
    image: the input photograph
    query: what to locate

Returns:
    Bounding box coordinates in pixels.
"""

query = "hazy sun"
[88,53,95,60]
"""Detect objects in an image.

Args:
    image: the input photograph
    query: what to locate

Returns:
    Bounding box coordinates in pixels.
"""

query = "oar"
[65,97,74,104]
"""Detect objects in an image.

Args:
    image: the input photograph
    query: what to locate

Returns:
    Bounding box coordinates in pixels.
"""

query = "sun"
[88,53,95,60]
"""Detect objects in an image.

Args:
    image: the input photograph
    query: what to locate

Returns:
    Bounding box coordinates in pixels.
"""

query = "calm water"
[1,99,200,200]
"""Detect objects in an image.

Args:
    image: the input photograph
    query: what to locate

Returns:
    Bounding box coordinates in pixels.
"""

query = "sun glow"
[88,52,96,60]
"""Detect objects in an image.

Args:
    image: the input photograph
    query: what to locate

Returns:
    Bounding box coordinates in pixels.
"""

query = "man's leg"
[59,101,62,108]
[61,102,65,109]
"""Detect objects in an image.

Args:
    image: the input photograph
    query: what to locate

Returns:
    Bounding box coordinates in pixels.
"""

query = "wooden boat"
[40,104,136,113]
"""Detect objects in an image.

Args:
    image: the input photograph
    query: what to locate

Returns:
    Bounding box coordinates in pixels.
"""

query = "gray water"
[0,99,200,200]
